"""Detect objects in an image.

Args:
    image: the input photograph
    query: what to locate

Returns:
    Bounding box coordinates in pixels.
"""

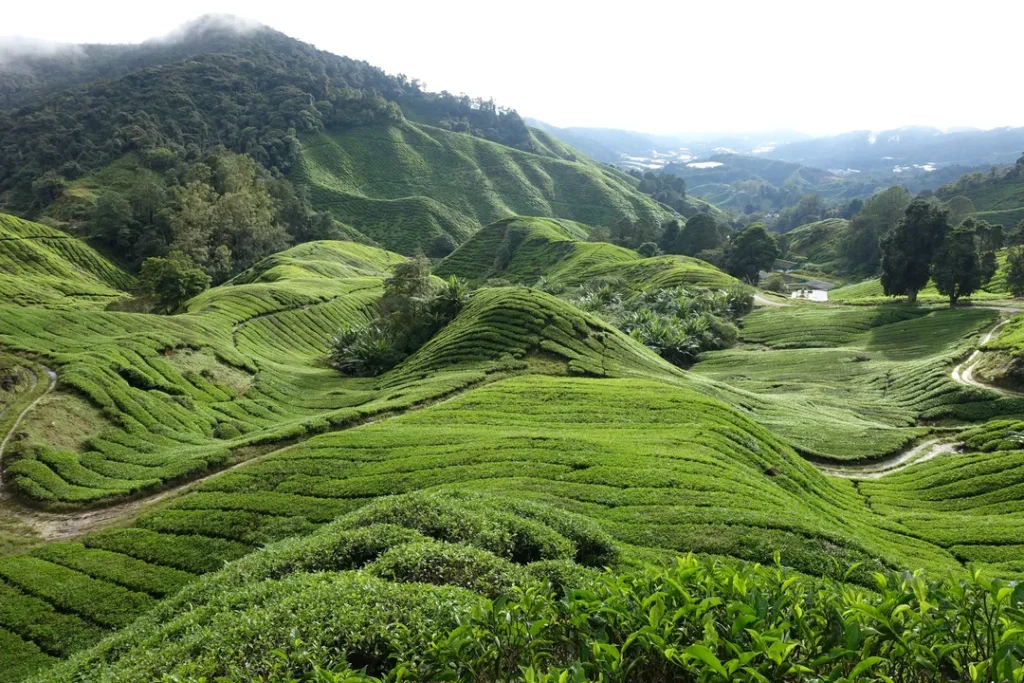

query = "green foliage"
[724,222,779,284]
[880,199,950,303]
[37,550,1024,682]
[838,186,911,276]
[135,251,210,313]
[1007,246,1024,297]
[932,223,984,305]
[563,282,751,368]
[628,169,690,214]
[330,258,470,376]
[293,123,676,254]
[675,213,724,256]
[0,213,132,308]
[761,272,787,293]
[436,217,735,291]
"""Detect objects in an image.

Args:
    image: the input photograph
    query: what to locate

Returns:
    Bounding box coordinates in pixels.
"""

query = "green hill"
[293,123,675,253]
[2,240,1024,679]
[0,214,132,308]
[434,216,735,289]
[784,218,847,268]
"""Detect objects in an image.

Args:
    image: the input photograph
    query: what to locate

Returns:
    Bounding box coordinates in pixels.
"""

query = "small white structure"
[791,288,828,302]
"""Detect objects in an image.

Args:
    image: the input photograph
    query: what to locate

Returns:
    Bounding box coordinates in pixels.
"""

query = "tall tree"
[136,251,211,313]
[838,187,910,276]
[724,222,779,285]
[931,223,982,306]
[879,200,949,304]
[1006,246,1024,297]
[675,214,722,256]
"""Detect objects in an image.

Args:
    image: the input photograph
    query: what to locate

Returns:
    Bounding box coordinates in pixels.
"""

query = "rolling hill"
[292,123,676,253]
[3,14,1024,683]
[2,214,1024,679]
[434,216,735,289]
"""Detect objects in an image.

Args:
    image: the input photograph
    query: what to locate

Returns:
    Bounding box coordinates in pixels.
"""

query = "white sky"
[3,0,1024,136]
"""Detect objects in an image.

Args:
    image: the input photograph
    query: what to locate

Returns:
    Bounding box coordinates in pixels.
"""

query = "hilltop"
[434,216,735,288]
[0,17,674,257]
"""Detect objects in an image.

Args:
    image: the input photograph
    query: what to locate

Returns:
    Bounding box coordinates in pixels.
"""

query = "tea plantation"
[434,216,735,289]
[292,122,680,253]
[2,214,1024,681]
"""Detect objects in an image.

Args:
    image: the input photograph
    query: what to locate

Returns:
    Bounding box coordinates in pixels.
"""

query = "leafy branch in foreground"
[329,256,470,376]
[276,555,1024,683]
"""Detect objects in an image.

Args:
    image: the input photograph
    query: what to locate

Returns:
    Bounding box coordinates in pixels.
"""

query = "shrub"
[368,540,527,596]
[762,271,787,293]
[330,260,470,376]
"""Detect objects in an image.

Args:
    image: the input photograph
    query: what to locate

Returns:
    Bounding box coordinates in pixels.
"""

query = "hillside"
[783,218,848,272]
[4,14,1024,683]
[434,216,735,289]
[941,166,1024,228]
[293,123,675,252]
[0,213,132,307]
[2,229,1024,679]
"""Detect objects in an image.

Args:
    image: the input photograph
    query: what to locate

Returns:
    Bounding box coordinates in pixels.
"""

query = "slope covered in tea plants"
[693,303,1023,460]
[0,214,131,308]
[434,216,735,289]
[293,122,678,253]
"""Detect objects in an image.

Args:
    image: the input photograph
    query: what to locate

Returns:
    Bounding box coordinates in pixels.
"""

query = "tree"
[92,193,134,250]
[1008,219,1024,247]
[762,272,787,293]
[879,200,949,304]
[658,220,680,253]
[1006,246,1024,297]
[931,224,982,306]
[637,242,661,257]
[838,187,910,276]
[31,171,67,206]
[136,251,211,313]
[675,214,722,256]
[725,223,779,285]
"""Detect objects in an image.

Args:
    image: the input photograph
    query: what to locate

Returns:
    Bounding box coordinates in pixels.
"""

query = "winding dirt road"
[816,438,959,480]
[0,372,486,541]
[950,316,1024,396]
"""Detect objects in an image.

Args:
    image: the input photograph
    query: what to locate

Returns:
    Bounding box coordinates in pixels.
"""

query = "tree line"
[879,200,1004,305]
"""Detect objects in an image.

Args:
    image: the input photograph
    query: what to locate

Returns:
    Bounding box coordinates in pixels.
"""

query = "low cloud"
[0,37,83,69]
[149,14,265,45]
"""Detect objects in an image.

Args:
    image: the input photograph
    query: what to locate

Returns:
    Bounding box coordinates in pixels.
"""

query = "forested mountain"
[0,16,677,272]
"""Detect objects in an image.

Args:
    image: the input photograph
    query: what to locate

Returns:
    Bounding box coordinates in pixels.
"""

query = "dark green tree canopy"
[724,222,779,285]
[931,223,982,306]
[135,251,211,313]
[676,214,723,256]
[879,199,949,303]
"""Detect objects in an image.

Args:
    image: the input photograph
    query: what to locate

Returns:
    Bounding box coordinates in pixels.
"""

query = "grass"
[434,216,735,289]
[693,305,1015,460]
[293,122,677,254]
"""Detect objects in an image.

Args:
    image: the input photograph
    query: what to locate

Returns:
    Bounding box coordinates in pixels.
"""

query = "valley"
[0,12,1023,683]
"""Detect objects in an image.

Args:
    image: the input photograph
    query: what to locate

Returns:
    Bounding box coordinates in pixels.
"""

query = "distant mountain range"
[530,120,1024,179]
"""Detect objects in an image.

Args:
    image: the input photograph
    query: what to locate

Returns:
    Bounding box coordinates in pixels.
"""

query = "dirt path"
[950,316,1024,396]
[0,376,485,541]
[0,365,55,476]
[817,438,959,480]
[753,294,788,308]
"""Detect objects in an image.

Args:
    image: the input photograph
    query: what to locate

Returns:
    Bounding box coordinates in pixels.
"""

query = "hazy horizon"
[4,0,1023,137]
